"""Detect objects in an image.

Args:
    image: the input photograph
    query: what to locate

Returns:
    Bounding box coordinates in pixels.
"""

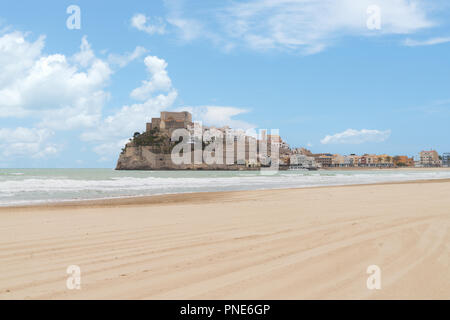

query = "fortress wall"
[161,111,191,122]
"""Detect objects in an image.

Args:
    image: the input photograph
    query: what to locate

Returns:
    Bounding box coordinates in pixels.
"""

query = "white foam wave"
[1,169,450,206]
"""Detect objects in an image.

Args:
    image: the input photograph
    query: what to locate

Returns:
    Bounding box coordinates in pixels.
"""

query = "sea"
[1,168,450,207]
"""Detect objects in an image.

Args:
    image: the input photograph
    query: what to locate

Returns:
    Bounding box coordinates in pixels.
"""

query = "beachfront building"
[393,155,415,167]
[358,154,394,168]
[313,154,333,168]
[331,154,344,167]
[329,154,352,167]
[346,154,361,167]
[343,156,354,167]
[377,154,394,168]
[442,153,450,167]
[321,154,361,168]
[419,150,441,167]
[359,154,375,167]
[290,154,317,170]
[360,154,376,167]
[297,152,397,168]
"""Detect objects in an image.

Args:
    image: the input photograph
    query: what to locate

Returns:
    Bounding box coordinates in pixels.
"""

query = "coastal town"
[289,148,450,170]
[117,111,450,171]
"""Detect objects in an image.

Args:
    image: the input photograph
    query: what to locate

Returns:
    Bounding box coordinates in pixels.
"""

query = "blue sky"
[1,0,450,168]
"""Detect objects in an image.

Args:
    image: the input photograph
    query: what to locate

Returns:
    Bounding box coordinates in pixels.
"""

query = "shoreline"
[2,177,450,212]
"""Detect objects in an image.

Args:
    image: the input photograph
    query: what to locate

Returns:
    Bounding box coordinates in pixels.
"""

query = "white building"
[290,154,317,170]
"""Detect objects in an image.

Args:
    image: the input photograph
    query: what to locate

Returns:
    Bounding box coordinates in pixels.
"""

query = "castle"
[116,111,292,170]
[146,111,193,135]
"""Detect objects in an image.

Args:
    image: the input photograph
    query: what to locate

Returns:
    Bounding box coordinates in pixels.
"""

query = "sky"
[1,0,450,168]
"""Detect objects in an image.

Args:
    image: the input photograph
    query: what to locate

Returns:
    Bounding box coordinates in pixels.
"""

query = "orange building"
[393,155,414,167]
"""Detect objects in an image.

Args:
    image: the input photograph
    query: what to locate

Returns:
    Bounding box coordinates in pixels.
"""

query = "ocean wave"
[1,169,450,205]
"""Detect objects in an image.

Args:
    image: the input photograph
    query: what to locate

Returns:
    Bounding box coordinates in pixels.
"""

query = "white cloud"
[179,106,255,129]
[0,29,254,163]
[130,56,173,100]
[0,32,44,87]
[132,3,233,50]
[82,90,178,142]
[93,139,130,162]
[38,90,110,130]
[167,17,235,52]
[224,0,435,53]
[0,31,155,161]
[82,55,178,158]
[0,32,112,130]
[321,129,391,144]
[107,46,147,67]
[167,17,206,42]
[163,0,208,42]
[159,0,437,54]
[403,36,450,46]
[0,127,60,159]
[73,36,95,67]
[131,13,166,35]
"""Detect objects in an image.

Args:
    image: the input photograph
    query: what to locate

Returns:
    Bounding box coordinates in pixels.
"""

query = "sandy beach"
[0,179,449,300]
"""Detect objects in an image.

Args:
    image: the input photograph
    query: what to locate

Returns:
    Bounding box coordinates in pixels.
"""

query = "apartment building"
[289,154,317,169]
[313,154,333,167]
[419,150,441,167]
[442,153,450,167]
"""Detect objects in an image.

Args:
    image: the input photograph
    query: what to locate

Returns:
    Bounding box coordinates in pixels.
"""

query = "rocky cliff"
[115,130,259,170]
[115,145,256,170]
